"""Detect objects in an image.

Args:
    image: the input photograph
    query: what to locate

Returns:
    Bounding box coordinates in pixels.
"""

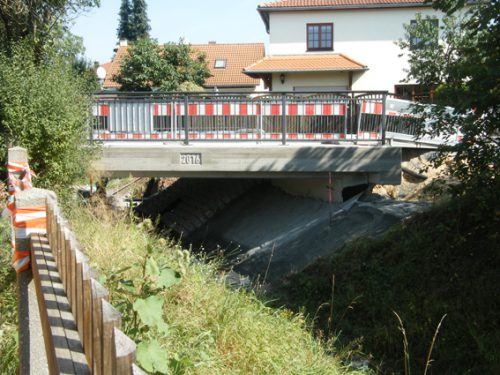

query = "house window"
[395,84,435,103]
[214,59,227,69]
[409,19,438,49]
[307,23,333,51]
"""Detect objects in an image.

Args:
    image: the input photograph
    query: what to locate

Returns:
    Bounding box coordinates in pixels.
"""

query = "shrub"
[0,44,93,188]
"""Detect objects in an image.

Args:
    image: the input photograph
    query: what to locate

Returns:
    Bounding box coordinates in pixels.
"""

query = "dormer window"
[214,59,227,69]
[307,23,333,51]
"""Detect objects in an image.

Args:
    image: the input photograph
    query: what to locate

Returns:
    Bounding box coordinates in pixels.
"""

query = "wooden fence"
[39,197,146,375]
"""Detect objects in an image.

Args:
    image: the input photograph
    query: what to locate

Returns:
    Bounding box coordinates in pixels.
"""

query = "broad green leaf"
[157,268,181,289]
[133,296,169,334]
[145,257,160,277]
[137,340,169,374]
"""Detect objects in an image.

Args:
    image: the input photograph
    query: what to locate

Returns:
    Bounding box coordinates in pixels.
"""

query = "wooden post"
[59,218,68,289]
[82,263,93,369]
[113,328,137,375]
[132,364,148,374]
[75,249,86,342]
[91,278,109,375]
[63,228,75,307]
[101,300,122,374]
[67,232,78,316]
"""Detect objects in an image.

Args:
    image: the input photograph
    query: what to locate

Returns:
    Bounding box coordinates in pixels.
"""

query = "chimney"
[208,41,216,45]
[119,39,128,47]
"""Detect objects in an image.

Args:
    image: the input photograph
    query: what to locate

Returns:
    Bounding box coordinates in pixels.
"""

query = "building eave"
[257,2,432,31]
[258,3,430,12]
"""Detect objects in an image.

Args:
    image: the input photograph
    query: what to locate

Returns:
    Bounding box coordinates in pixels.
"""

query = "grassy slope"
[273,190,499,374]
[67,200,365,375]
[0,214,18,374]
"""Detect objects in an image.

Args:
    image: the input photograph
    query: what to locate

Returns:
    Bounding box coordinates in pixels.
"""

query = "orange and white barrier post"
[5,147,51,273]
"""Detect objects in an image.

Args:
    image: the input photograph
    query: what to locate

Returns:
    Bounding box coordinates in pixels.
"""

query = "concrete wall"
[272,173,372,202]
[267,7,442,92]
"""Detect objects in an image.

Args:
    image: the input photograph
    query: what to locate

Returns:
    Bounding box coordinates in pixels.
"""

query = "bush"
[0,44,93,188]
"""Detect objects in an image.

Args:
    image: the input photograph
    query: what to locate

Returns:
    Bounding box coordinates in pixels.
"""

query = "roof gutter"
[257,7,271,34]
[244,67,369,76]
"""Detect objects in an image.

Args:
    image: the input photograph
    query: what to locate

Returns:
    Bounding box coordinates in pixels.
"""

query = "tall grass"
[66,199,366,375]
[272,187,500,374]
[0,215,18,374]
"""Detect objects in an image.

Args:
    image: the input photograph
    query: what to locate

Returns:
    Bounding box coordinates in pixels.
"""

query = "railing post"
[281,93,287,145]
[89,100,95,145]
[171,99,176,139]
[343,96,348,138]
[184,94,189,145]
[381,92,387,145]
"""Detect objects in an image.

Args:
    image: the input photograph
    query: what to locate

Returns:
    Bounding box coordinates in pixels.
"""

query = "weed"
[66,200,367,374]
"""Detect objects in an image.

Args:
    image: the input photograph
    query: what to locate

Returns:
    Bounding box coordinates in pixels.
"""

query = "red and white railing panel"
[152,102,346,117]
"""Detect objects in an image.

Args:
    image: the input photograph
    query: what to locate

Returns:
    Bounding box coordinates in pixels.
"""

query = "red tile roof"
[244,54,367,75]
[258,0,427,9]
[257,0,429,32]
[101,42,265,90]
[193,43,265,88]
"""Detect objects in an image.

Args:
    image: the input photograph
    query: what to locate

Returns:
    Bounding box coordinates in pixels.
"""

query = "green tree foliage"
[398,1,499,190]
[0,46,93,188]
[117,0,132,40]
[130,0,150,41]
[114,38,211,91]
[0,0,100,62]
[116,0,150,42]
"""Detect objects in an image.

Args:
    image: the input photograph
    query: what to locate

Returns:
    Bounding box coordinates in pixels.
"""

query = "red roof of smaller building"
[244,54,367,75]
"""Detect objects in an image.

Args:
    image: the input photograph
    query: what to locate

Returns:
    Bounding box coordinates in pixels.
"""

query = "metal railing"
[91,91,423,145]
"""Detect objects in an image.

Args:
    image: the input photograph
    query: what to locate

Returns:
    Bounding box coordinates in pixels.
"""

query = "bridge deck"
[94,141,402,185]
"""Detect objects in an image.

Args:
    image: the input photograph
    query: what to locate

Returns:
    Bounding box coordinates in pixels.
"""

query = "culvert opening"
[342,184,369,202]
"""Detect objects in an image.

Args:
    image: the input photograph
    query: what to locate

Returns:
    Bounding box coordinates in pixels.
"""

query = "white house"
[245,0,442,97]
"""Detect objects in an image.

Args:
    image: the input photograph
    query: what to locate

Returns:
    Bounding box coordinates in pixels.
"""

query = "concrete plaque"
[180,153,202,165]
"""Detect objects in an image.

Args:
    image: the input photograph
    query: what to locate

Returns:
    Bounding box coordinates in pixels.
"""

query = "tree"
[398,0,499,191]
[113,38,210,92]
[116,0,150,42]
[0,46,93,188]
[0,1,99,187]
[130,0,150,40]
[0,0,100,62]
[117,0,132,41]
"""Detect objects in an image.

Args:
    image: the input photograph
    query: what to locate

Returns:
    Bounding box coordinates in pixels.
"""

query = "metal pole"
[172,99,176,139]
[259,100,263,143]
[281,93,287,145]
[184,95,189,145]
[381,93,387,145]
[343,97,348,139]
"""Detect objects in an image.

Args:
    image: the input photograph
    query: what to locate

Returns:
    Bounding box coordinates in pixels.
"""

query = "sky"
[70,0,269,64]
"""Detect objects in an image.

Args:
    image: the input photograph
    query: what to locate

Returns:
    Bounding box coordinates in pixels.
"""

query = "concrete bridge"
[92,91,459,201]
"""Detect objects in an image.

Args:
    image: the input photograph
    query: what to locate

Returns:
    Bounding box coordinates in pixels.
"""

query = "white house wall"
[272,71,350,91]
[268,7,442,92]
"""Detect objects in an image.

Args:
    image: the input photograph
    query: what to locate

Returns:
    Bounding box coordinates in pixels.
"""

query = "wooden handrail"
[44,198,145,375]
